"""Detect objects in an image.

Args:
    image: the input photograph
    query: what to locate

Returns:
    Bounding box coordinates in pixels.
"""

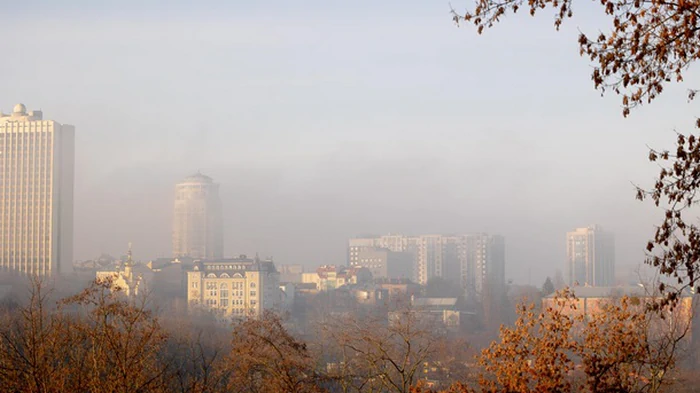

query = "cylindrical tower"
[172,173,223,260]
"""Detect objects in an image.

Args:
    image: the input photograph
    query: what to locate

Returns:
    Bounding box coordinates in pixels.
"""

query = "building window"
[220,283,229,307]
[206,282,217,297]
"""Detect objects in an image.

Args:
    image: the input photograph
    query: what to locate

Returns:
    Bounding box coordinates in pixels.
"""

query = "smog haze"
[1,0,696,284]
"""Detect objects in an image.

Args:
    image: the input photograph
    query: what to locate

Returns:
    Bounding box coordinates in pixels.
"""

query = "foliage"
[477,289,580,393]
[223,311,324,393]
[0,279,693,393]
[638,135,700,307]
[459,290,688,393]
[0,277,170,393]
[321,305,439,393]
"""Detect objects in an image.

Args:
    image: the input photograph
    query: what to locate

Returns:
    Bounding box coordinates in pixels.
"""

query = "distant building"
[0,104,74,276]
[186,255,281,319]
[410,297,463,328]
[74,254,118,272]
[355,248,413,280]
[348,234,505,300]
[172,173,223,260]
[353,287,389,305]
[348,235,416,274]
[566,225,615,286]
[278,264,304,283]
[542,286,694,340]
[146,256,195,299]
[279,282,296,309]
[96,246,144,297]
[388,297,475,331]
[378,279,421,299]
[301,265,372,291]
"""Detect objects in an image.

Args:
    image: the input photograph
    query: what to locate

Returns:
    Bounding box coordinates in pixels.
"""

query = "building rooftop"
[412,297,458,309]
[0,103,44,122]
[182,172,214,184]
[191,255,278,276]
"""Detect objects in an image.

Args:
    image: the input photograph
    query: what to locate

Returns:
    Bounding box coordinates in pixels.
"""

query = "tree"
[321,306,439,393]
[0,277,76,393]
[637,139,700,307]
[61,278,170,393]
[453,0,700,306]
[476,290,580,393]
[541,277,555,297]
[222,311,324,393]
[434,289,692,393]
[0,277,172,393]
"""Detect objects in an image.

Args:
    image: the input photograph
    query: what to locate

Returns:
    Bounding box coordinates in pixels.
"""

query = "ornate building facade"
[186,255,280,319]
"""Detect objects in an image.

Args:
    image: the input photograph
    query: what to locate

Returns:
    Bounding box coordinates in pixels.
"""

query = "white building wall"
[0,105,74,276]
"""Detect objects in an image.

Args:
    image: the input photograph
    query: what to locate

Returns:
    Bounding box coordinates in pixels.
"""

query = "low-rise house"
[301,265,372,291]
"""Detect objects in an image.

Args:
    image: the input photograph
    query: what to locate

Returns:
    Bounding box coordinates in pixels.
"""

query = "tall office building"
[172,173,223,260]
[567,225,615,286]
[349,233,505,299]
[0,104,74,276]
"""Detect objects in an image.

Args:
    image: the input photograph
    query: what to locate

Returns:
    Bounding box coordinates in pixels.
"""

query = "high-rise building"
[566,225,615,286]
[355,248,413,280]
[172,173,223,260]
[348,233,505,299]
[461,234,505,298]
[0,104,74,276]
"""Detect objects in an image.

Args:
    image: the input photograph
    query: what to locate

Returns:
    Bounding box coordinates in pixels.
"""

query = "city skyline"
[0,1,685,285]
[348,233,505,299]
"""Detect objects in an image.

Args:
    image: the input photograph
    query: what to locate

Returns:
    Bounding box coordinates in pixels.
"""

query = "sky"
[0,0,697,285]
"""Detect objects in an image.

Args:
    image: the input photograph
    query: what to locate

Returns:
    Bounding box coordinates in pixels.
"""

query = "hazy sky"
[1,0,697,284]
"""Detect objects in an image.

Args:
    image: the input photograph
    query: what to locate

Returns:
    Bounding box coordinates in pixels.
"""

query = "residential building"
[172,173,223,260]
[0,104,74,276]
[567,225,615,286]
[278,264,304,283]
[378,279,421,299]
[186,255,280,319]
[348,234,417,267]
[355,248,413,280]
[461,234,506,299]
[301,265,372,291]
[348,234,505,300]
[409,297,463,328]
[146,256,195,299]
[279,282,296,309]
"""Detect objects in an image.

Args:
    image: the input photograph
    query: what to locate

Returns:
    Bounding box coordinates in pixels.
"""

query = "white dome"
[12,103,26,114]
